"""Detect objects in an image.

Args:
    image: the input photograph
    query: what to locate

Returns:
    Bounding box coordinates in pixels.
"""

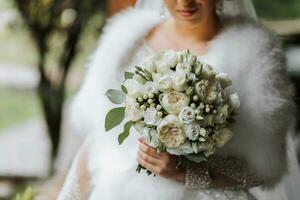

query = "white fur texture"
[70,8,295,199]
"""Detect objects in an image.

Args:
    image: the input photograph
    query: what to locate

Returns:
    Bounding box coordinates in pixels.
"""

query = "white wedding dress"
[58,1,300,199]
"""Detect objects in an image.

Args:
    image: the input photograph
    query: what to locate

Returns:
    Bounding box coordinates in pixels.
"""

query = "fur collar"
[71,8,295,188]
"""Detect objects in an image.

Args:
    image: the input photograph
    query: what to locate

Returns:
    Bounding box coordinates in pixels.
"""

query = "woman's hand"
[137,139,185,182]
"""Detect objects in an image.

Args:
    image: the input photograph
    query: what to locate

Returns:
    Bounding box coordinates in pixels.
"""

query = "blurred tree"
[253,0,300,19]
[12,0,107,172]
[107,0,136,16]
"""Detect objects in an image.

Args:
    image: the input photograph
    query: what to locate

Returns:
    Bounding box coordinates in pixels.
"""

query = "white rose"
[143,81,158,94]
[160,91,190,114]
[229,93,240,109]
[124,79,143,98]
[173,72,188,91]
[140,127,161,148]
[166,148,183,155]
[143,108,162,126]
[178,106,195,124]
[185,123,201,141]
[216,73,232,88]
[157,115,186,148]
[166,140,194,155]
[125,98,144,122]
[153,73,173,92]
[176,62,192,74]
[180,141,194,154]
[216,128,234,147]
[155,51,178,73]
[206,90,217,102]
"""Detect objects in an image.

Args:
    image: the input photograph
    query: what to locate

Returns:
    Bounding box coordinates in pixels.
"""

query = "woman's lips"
[177,8,198,17]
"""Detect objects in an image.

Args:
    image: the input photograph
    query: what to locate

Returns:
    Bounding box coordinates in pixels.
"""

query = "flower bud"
[148,93,154,99]
[138,97,143,102]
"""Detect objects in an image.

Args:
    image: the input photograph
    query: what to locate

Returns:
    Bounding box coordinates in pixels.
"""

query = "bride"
[58,0,298,199]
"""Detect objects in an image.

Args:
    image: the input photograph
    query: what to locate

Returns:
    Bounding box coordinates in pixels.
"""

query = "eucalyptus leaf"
[118,121,134,144]
[121,85,128,94]
[135,66,143,72]
[105,107,125,131]
[124,71,134,80]
[105,89,125,104]
[185,154,207,163]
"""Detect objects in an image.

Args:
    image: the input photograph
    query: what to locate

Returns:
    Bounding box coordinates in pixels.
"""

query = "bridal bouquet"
[104,50,240,173]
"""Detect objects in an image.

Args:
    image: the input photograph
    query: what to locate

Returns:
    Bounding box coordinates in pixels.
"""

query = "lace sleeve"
[185,156,263,190]
[58,142,90,200]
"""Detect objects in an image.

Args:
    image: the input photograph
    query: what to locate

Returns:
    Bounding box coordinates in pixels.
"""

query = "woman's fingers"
[137,157,161,175]
[138,141,160,158]
[137,150,161,166]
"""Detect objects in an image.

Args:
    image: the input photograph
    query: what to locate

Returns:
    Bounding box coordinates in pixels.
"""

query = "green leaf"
[105,89,125,104]
[121,85,128,94]
[105,107,125,131]
[118,121,133,144]
[135,66,143,72]
[124,71,134,80]
[185,154,207,163]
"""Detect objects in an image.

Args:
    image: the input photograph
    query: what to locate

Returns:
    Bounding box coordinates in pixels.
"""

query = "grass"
[0,87,41,131]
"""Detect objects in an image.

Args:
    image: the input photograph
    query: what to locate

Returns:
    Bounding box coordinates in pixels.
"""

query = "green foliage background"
[253,0,300,19]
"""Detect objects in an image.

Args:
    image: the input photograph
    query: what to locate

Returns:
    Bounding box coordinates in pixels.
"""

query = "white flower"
[178,106,195,124]
[180,141,194,154]
[202,63,216,78]
[229,93,240,109]
[124,79,143,98]
[216,128,234,147]
[157,115,186,148]
[216,90,227,103]
[166,140,194,155]
[216,73,232,88]
[140,127,161,148]
[143,108,161,126]
[173,72,188,91]
[153,73,173,92]
[185,123,201,141]
[142,56,156,73]
[176,62,192,74]
[155,51,178,73]
[143,81,158,94]
[166,147,183,155]
[187,73,197,82]
[207,90,217,102]
[133,122,144,132]
[204,114,215,126]
[125,98,144,122]
[160,91,190,114]
[215,104,229,124]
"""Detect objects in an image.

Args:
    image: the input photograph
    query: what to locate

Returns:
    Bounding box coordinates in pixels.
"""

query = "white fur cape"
[70,8,295,197]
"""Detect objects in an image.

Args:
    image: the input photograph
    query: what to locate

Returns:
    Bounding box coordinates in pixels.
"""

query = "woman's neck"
[167,14,222,43]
